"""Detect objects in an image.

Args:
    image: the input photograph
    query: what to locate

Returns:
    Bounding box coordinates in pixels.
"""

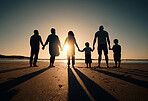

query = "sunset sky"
[0,0,148,59]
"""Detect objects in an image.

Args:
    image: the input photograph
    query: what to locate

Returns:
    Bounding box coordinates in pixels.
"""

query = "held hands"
[42,45,45,50]
[109,46,111,50]
[78,48,80,51]
[93,46,95,51]
[61,47,63,51]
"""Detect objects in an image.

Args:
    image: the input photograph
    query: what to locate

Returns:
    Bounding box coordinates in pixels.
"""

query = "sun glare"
[63,44,69,52]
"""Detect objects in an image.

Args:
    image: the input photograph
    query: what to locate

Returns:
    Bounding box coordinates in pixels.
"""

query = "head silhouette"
[99,25,104,30]
[85,42,89,47]
[34,30,39,35]
[51,28,55,34]
[114,39,119,44]
[68,31,74,37]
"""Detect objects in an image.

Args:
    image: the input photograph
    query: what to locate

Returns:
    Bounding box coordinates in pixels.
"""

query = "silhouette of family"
[30,25,121,68]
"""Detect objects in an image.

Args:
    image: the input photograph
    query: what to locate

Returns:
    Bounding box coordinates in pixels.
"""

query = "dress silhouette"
[43,28,62,67]
[30,30,43,67]
[63,31,80,67]
[93,25,111,68]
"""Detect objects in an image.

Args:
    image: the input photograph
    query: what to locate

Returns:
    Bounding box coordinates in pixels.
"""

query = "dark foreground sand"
[0,62,148,101]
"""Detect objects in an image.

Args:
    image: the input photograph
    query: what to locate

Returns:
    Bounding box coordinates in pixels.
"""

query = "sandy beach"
[0,62,148,101]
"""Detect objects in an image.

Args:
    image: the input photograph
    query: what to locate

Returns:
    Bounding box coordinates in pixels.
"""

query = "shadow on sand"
[73,67,117,101]
[92,68,148,88]
[0,67,49,100]
[68,67,90,101]
[0,66,32,74]
[0,89,19,101]
[92,66,148,78]
[110,68,148,78]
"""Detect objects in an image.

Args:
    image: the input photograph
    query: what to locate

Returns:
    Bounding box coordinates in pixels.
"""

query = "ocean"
[0,58,148,64]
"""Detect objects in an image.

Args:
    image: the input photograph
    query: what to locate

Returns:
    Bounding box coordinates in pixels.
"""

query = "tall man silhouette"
[30,30,43,67]
[93,25,111,68]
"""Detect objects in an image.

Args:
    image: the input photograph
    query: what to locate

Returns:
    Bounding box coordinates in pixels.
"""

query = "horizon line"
[0,54,148,60]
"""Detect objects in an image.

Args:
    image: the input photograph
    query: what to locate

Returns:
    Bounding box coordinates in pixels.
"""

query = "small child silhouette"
[110,39,121,68]
[79,42,93,68]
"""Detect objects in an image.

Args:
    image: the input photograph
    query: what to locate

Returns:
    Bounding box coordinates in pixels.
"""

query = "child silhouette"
[110,39,121,68]
[79,42,93,68]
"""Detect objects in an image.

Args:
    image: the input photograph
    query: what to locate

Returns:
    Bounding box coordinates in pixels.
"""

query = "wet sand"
[0,62,148,101]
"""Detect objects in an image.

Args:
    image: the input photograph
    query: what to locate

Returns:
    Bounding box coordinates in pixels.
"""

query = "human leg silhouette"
[89,63,91,68]
[50,56,55,67]
[114,60,117,67]
[72,55,75,67]
[50,56,52,67]
[33,49,39,67]
[67,55,70,67]
[30,49,35,67]
[118,61,121,67]
[30,55,33,67]
[52,56,55,67]
[105,54,109,68]
[98,54,102,67]
[86,63,88,68]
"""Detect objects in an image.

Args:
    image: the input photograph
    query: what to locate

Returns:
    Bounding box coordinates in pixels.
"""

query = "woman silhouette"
[63,31,80,67]
[43,28,62,67]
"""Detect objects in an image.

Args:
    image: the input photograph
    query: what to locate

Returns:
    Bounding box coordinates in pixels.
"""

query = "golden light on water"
[63,60,67,63]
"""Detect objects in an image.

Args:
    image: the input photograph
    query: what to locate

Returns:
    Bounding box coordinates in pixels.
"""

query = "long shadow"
[92,68,148,88]
[0,89,19,101]
[133,69,148,73]
[0,67,49,92]
[0,66,31,73]
[68,67,90,101]
[111,67,148,75]
[111,68,148,78]
[73,67,117,101]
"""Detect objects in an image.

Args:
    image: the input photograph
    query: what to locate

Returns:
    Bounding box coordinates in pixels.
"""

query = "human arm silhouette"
[90,47,94,52]
[109,47,113,50]
[58,37,63,51]
[74,38,80,51]
[63,38,67,49]
[107,33,111,50]
[42,36,49,50]
[75,43,80,51]
[40,36,44,47]
[59,44,63,51]
[109,45,113,50]
[79,48,85,52]
[30,37,32,47]
[93,35,97,51]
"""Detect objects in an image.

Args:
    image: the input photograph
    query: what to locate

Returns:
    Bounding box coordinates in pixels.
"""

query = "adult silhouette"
[63,31,80,67]
[93,25,111,68]
[42,28,62,67]
[30,30,43,67]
